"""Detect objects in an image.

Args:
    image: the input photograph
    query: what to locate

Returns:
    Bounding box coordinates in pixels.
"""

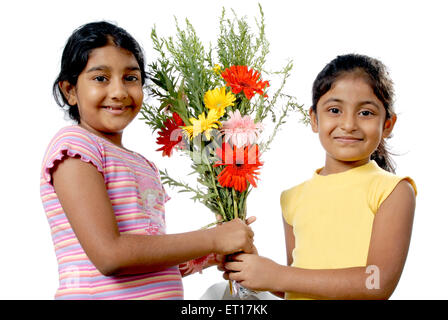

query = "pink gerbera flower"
[221,110,262,148]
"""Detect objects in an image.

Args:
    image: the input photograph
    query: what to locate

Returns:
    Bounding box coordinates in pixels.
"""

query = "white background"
[0,0,447,299]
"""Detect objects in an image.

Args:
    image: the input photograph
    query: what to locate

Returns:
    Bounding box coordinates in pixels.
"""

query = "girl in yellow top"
[224,54,417,299]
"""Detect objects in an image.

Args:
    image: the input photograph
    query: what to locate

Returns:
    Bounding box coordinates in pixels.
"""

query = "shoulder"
[389,179,416,203]
[367,162,417,213]
[280,179,310,224]
[46,126,102,151]
[47,125,104,160]
[41,126,105,183]
[375,179,416,225]
[369,163,417,195]
[280,182,306,204]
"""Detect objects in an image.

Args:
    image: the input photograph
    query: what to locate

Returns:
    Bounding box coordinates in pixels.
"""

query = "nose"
[340,112,357,132]
[109,78,128,101]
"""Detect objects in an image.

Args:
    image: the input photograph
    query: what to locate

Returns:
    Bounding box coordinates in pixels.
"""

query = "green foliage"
[217,4,269,71]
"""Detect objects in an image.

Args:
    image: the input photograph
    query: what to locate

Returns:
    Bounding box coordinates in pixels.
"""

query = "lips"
[102,105,129,115]
[334,136,363,143]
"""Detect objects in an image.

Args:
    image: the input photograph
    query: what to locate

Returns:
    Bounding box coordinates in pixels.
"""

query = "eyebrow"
[86,65,141,73]
[321,98,343,105]
[321,98,381,109]
[358,100,381,109]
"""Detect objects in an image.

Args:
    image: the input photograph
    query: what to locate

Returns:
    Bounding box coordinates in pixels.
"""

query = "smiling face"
[61,44,143,145]
[310,73,396,173]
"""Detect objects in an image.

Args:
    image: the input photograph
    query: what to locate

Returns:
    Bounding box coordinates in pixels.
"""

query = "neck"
[319,156,370,176]
[79,122,124,148]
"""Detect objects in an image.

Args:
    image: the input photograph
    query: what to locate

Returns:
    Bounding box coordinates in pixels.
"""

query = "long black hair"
[311,54,396,173]
[53,21,148,123]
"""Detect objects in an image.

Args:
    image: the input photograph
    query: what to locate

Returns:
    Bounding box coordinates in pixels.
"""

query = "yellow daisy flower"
[183,109,221,140]
[203,87,235,118]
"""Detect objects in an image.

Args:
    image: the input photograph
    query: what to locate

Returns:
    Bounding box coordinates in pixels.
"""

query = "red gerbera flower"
[156,112,185,157]
[221,65,270,100]
[214,143,263,192]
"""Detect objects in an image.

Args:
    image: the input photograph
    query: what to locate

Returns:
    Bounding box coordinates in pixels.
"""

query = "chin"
[107,118,135,129]
[338,156,371,164]
[330,151,368,163]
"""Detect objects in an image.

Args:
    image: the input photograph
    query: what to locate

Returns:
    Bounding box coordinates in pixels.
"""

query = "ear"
[59,81,78,106]
[382,113,397,138]
[309,107,319,133]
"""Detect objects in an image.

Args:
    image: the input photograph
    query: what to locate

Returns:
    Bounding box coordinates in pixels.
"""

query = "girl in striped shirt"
[40,21,255,300]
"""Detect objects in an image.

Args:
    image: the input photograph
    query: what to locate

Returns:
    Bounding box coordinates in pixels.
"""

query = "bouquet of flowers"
[141,5,307,297]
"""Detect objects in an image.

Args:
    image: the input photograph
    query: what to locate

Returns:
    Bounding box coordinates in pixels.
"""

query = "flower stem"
[200,219,224,230]
[205,160,226,220]
[232,188,238,220]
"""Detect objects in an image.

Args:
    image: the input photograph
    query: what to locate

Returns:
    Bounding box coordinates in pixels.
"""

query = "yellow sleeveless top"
[280,161,417,300]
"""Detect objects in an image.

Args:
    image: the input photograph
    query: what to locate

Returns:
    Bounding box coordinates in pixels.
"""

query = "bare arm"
[226,180,416,299]
[283,217,295,268]
[267,218,295,298]
[52,157,255,276]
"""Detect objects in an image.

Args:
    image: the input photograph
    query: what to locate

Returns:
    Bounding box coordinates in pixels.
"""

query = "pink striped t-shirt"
[40,125,183,299]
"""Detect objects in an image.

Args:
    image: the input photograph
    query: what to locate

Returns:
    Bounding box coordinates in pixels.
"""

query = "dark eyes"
[94,75,107,82]
[125,75,140,82]
[329,107,340,114]
[360,110,374,116]
[327,107,374,116]
[93,75,140,82]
